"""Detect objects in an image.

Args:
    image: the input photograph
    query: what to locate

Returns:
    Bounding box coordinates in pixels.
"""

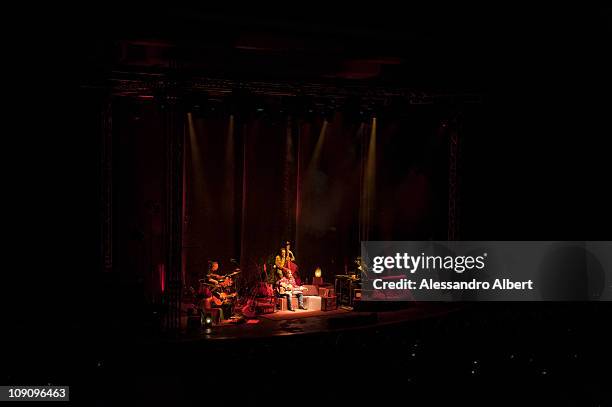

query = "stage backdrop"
[182,105,450,288]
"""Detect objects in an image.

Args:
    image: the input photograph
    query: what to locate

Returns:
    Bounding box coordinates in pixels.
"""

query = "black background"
[4,3,612,404]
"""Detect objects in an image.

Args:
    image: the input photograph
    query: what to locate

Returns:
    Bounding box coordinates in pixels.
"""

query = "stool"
[276,296,299,311]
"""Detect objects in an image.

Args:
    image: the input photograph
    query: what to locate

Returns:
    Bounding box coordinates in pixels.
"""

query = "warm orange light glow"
[306,119,328,175]
[225,114,235,228]
[360,117,377,241]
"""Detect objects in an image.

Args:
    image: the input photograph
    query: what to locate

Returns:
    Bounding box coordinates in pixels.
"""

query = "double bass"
[284,241,300,285]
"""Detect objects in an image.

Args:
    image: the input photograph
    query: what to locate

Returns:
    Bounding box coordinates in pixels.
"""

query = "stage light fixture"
[204,314,213,334]
[201,311,213,334]
[184,91,209,116]
[315,267,322,278]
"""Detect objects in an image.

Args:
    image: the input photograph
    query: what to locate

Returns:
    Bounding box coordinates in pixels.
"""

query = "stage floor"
[178,303,463,342]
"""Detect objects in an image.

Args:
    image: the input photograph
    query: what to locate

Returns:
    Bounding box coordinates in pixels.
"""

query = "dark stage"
[5,4,612,405]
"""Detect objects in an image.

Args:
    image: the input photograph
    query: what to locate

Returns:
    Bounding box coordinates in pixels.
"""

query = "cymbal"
[226,270,241,277]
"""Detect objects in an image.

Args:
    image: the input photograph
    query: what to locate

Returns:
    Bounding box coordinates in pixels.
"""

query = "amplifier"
[318,287,336,298]
[321,295,338,311]
[256,304,275,314]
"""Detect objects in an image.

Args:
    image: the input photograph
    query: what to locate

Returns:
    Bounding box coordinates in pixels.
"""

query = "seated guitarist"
[203,261,235,320]
[276,269,308,311]
[209,290,235,320]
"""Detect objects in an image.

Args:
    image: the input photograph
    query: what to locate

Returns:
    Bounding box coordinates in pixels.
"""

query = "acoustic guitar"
[211,291,236,306]
[277,282,293,295]
[277,282,308,295]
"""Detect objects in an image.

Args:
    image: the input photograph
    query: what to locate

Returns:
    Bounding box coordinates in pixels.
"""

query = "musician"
[354,256,367,279]
[275,248,289,279]
[276,269,308,311]
[207,261,224,280]
[202,261,235,320]
[275,242,301,285]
